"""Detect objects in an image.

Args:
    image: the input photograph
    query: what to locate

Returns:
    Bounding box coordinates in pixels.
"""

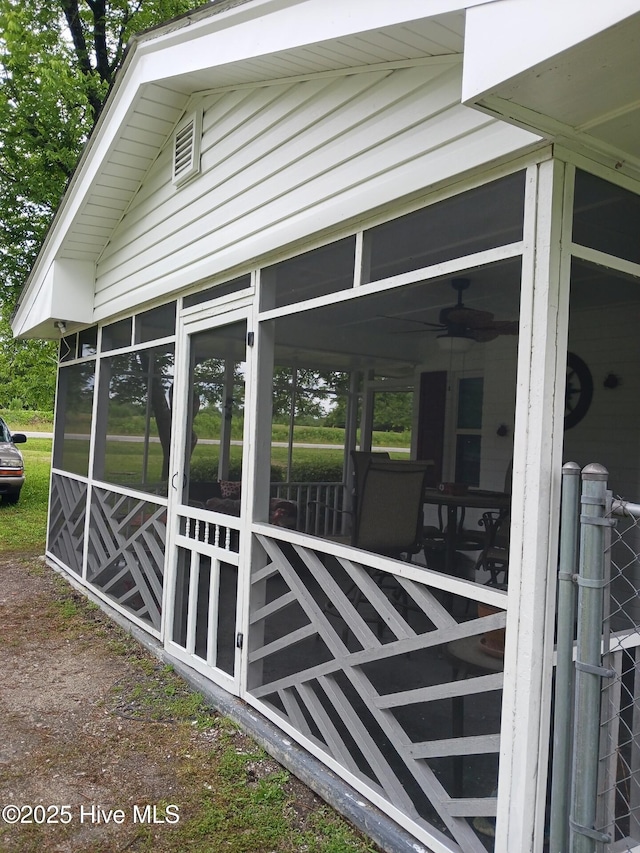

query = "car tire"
[4,493,20,505]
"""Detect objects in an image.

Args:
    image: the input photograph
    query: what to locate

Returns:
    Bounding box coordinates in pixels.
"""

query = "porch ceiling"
[469,12,640,170]
[271,254,636,376]
[273,259,522,375]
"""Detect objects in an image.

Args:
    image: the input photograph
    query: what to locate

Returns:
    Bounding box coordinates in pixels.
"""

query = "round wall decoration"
[565,352,593,429]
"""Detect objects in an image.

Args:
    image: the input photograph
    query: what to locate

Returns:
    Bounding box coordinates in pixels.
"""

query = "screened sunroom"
[40,151,640,853]
[13,2,640,852]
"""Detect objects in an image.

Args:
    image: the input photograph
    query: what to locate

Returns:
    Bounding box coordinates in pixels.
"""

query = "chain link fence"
[597,493,640,851]
[551,464,640,853]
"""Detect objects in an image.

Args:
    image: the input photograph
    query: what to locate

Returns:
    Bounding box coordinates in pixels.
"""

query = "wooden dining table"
[422,487,511,579]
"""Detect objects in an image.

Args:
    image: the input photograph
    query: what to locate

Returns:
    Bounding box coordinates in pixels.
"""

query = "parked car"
[0,416,27,504]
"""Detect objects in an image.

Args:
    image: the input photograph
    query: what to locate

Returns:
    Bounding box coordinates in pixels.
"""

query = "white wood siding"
[93,62,539,320]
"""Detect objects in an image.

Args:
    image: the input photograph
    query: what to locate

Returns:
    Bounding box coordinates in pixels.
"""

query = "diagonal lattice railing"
[48,473,87,575]
[248,532,506,853]
[86,486,167,630]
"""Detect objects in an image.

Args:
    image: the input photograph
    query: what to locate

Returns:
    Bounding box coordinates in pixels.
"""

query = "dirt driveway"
[0,554,381,853]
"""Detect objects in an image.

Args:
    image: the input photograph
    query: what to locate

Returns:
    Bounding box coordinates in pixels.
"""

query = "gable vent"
[172,109,202,186]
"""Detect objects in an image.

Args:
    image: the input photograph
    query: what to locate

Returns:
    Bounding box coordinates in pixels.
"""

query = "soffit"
[472,13,640,170]
[59,13,465,263]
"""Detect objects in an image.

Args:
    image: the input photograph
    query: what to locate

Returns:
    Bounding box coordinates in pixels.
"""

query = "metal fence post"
[570,463,612,853]
[550,461,581,853]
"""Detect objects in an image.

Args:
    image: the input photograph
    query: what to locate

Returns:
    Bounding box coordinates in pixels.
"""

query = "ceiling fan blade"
[446,306,495,328]
[487,320,519,335]
[471,322,518,342]
[378,314,444,329]
[471,328,500,343]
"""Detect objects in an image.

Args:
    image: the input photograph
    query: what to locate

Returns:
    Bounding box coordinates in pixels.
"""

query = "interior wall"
[480,335,518,491]
[563,275,640,501]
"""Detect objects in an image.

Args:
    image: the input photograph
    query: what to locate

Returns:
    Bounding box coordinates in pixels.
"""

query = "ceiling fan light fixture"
[436,333,475,354]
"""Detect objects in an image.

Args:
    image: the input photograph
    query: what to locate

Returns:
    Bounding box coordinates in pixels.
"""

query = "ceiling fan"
[387,278,519,343]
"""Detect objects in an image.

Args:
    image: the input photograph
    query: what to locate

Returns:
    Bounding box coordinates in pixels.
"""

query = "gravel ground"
[0,554,380,853]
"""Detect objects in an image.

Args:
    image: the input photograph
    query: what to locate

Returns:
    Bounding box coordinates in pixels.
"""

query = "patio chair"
[353,458,430,559]
[324,458,431,637]
[307,450,390,540]
[473,510,510,586]
[349,449,390,538]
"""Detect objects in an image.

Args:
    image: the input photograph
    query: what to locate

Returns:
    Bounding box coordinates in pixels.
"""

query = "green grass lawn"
[0,437,52,553]
[0,441,381,853]
[0,427,407,553]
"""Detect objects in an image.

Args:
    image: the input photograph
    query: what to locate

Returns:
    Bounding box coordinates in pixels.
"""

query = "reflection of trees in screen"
[54,362,96,475]
[61,363,96,424]
[102,345,174,485]
[189,358,246,452]
[193,358,245,415]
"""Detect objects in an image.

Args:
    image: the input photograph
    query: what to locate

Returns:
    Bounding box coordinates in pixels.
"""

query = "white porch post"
[495,158,572,852]
[360,369,375,451]
[240,275,274,693]
[343,371,361,517]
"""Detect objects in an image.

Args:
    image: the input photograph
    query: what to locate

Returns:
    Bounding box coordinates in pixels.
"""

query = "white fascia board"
[136,0,476,67]
[462,0,640,104]
[12,259,94,340]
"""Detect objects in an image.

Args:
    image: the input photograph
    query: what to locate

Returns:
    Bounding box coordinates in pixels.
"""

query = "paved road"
[22,432,409,453]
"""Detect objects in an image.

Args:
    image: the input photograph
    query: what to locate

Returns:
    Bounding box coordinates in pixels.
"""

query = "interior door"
[166,310,248,693]
[417,370,447,486]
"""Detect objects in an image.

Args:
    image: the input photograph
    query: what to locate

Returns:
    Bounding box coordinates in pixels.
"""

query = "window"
[53,362,96,477]
[363,171,526,283]
[573,169,640,265]
[134,302,176,344]
[183,275,251,309]
[93,345,175,495]
[454,376,483,486]
[78,326,98,357]
[102,318,132,352]
[60,334,77,362]
[261,237,356,309]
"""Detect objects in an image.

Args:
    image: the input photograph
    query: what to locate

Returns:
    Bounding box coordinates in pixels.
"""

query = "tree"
[272,367,350,424]
[0,335,58,410]
[0,0,202,409]
[324,387,413,432]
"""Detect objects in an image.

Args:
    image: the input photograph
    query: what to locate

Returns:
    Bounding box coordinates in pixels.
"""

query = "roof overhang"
[14,0,488,339]
[25,0,640,343]
[463,0,640,172]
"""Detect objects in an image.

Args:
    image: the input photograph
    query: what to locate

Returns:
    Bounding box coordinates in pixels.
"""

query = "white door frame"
[163,297,253,696]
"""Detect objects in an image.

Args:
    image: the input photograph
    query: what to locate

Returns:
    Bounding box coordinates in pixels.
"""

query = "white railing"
[271,481,348,537]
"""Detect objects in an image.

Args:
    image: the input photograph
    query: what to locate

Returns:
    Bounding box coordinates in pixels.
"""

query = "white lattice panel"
[248,534,506,852]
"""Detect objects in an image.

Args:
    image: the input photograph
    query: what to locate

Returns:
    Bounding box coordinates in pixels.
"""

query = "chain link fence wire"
[596,495,640,852]
[552,469,640,853]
